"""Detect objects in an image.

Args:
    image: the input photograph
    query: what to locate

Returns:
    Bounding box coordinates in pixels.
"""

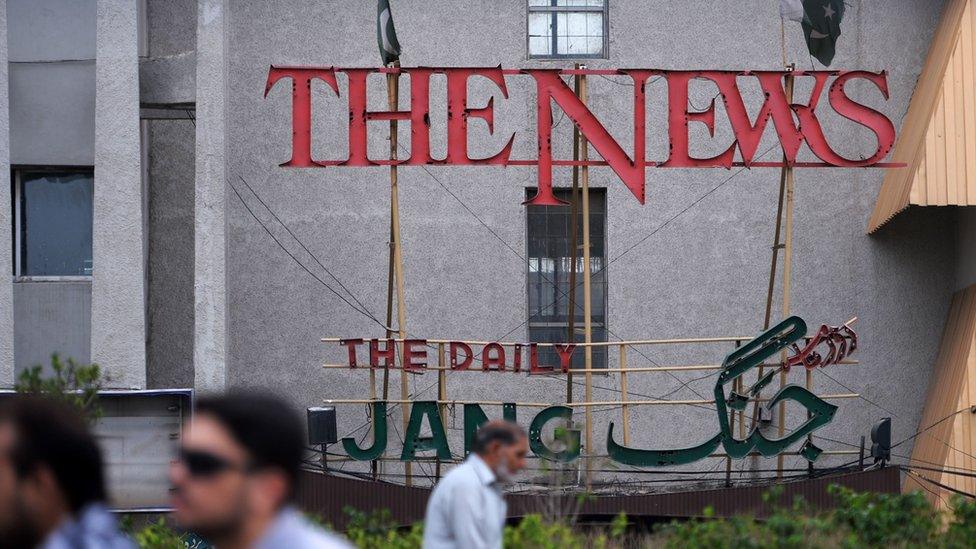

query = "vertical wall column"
[92,0,146,388]
[0,1,13,388]
[194,0,228,393]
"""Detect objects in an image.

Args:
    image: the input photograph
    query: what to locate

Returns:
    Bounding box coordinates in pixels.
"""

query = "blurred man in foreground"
[423,420,529,549]
[0,395,133,549]
[170,392,351,548]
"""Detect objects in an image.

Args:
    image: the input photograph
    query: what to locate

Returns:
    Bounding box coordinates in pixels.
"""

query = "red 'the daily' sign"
[264,67,897,206]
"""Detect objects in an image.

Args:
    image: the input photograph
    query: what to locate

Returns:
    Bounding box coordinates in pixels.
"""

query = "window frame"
[526,0,609,60]
[524,187,609,370]
[12,166,95,282]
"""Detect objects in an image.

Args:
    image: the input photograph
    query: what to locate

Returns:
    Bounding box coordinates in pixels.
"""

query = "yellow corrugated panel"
[904,284,976,510]
[868,0,973,232]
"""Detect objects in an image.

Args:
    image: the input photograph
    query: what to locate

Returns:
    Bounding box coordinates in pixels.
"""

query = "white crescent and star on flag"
[379,8,398,56]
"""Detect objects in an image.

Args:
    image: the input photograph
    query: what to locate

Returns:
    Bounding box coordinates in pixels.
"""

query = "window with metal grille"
[526,188,607,369]
[527,0,608,59]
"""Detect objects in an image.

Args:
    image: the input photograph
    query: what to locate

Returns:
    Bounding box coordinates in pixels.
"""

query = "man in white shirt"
[422,420,528,549]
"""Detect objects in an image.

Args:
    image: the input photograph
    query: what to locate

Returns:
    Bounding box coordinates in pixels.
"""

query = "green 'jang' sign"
[341,316,839,465]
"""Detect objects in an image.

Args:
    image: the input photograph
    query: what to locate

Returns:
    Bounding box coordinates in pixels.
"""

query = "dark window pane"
[526,188,607,368]
[20,172,93,276]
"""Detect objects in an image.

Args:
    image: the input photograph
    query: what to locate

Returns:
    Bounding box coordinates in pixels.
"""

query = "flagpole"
[385,59,412,486]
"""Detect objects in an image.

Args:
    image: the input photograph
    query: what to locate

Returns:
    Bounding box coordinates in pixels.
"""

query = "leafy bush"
[14,353,103,422]
[131,518,185,548]
[344,507,423,549]
[828,485,938,547]
[121,486,976,548]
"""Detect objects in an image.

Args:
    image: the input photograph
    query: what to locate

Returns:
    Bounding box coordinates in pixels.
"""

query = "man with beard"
[170,392,350,548]
[422,420,529,549]
[0,396,133,549]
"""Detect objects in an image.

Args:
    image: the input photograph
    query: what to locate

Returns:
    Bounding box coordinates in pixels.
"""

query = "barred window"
[527,0,608,59]
[526,188,608,369]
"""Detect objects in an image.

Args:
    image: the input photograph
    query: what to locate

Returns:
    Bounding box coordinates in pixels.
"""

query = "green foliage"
[943,496,976,549]
[658,484,976,549]
[503,514,584,549]
[120,489,976,549]
[127,518,193,549]
[343,507,423,549]
[14,353,103,422]
[609,511,628,538]
[828,485,938,547]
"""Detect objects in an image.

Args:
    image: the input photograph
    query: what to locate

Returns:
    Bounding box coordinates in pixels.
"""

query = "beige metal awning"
[868,0,976,233]
[905,284,976,508]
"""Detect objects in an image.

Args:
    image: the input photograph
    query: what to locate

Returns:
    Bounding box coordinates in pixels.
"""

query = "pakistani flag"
[781,0,845,66]
[377,0,401,66]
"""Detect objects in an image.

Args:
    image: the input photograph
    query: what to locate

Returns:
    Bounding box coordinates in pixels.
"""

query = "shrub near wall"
[126,486,976,548]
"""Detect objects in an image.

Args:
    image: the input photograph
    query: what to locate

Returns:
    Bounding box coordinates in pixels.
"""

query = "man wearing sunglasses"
[170,393,350,548]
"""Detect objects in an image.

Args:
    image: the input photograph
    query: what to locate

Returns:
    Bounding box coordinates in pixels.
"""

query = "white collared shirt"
[255,507,353,549]
[422,454,507,549]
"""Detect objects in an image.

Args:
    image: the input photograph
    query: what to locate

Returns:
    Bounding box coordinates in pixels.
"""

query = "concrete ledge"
[140,51,196,106]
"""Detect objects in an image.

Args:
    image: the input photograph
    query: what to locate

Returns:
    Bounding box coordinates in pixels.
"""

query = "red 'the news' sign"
[264,67,897,206]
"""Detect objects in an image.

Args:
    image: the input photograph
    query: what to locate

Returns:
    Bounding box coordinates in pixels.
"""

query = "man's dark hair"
[0,395,106,512]
[195,392,304,502]
[471,420,526,455]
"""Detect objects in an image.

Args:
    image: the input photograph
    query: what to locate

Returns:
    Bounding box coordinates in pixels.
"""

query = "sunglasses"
[178,449,248,478]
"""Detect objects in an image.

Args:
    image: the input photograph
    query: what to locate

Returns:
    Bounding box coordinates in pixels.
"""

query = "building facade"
[3,0,976,502]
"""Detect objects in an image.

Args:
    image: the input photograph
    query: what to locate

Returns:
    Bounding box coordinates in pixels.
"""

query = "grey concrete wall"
[208,0,956,482]
[9,62,96,166]
[92,0,145,389]
[7,0,96,166]
[0,0,11,387]
[139,0,196,106]
[7,0,95,62]
[147,0,195,58]
[147,119,195,389]
[193,0,228,393]
[13,281,92,371]
[957,208,976,291]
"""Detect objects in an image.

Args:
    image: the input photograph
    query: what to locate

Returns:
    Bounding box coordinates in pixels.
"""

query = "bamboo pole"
[436,343,446,480]
[322,394,860,407]
[726,340,741,485]
[776,72,797,478]
[567,64,583,405]
[386,60,412,486]
[579,68,594,490]
[313,449,862,464]
[322,360,859,372]
[323,335,848,347]
[752,67,795,437]
[323,335,756,346]
[619,344,630,445]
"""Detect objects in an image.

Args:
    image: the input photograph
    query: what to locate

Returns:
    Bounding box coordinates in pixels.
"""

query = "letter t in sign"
[264,67,340,167]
